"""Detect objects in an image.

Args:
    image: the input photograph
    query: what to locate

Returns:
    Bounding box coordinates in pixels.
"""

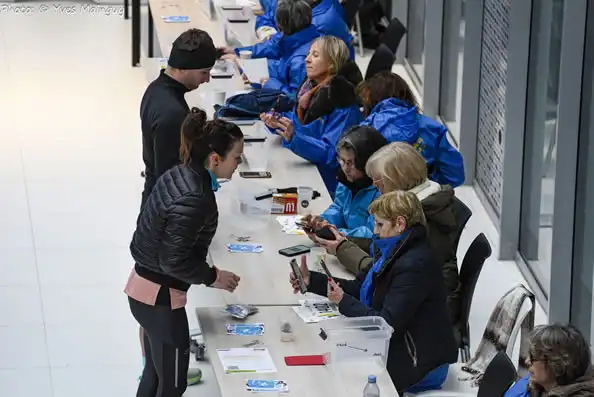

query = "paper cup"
[239,50,252,59]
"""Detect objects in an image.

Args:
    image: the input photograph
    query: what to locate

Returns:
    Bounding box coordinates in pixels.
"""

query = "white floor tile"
[0,286,44,326]
[0,249,38,286]
[0,326,49,368]
[46,324,139,368]
[41,286,131,326]
[51,366,138,397]
[0,368,53,397]
[0,182,34,250]
[36,248,133,287]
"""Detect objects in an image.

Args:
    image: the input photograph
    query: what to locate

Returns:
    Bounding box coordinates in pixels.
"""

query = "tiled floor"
[0,3,546,396]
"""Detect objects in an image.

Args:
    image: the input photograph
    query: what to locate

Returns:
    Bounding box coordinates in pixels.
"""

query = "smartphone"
[222,4,243,10]
[319,259,334,281]
[240,171,272,179]
[279,244,311,257]
[290,258,308,294]
[315,226,336,241]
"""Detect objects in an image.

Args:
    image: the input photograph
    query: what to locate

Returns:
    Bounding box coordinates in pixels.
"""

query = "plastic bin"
[320,316,394,370]
[230,184,272,232]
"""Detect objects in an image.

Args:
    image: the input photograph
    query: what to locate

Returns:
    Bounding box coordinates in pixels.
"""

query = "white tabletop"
[196,306,399,396]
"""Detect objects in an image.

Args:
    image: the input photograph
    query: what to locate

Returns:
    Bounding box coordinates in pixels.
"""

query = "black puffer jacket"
[130,163,218,291]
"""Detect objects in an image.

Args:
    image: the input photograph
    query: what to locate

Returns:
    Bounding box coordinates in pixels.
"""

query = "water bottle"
[363,375,380,397]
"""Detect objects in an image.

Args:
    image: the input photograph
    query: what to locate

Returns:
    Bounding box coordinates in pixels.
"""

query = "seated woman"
[225,0,320,99]
[358,71,465,187]
[260,36,363,195]
[301,125,388,238]
[254,0,353,59]
[317,142,461,322]
[504,324,594,397]
[290,191,458,394]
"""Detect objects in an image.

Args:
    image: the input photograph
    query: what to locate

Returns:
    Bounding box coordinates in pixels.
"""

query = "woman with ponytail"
[125,108,244,397]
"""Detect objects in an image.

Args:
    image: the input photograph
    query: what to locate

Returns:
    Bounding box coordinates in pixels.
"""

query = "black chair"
[380,17,407,54]
[477,351,518,397]
[364,43,395,80]
[455,233,492,362]
[341,0,364,28]
[452,197,473,256]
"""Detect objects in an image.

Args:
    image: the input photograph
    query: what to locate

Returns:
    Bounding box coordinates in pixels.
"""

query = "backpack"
[214,89,294,119]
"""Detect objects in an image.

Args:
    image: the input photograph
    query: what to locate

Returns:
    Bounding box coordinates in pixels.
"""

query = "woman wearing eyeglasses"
[301,126,388,239]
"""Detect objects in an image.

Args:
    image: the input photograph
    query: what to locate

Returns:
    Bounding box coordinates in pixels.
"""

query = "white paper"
[292,299,341,323]
[217,347,277,374]
[276,216,305,235]
[238,58,269,84]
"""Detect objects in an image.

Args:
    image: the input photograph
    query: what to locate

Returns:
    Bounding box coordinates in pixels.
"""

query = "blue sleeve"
[503,376,530,397]
[340,225,374,238]
[431,127,465,188]
[283,106,362,166]
[321,184,348,229]
[255,0,277,30]
[264,56,306,100]
[236,34,282,59]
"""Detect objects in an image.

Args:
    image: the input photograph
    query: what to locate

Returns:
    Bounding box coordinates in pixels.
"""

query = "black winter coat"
[308,225,458,393]
[139,70,190,209]
[130,163,218,291]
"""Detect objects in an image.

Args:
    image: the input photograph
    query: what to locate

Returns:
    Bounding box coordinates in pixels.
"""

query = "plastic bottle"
[363,375,380,397]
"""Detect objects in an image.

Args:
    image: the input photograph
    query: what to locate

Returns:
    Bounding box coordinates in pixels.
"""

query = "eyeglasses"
[336,157,355,169]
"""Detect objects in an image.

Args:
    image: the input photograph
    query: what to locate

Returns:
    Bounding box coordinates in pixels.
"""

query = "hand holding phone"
[289,256,309,294]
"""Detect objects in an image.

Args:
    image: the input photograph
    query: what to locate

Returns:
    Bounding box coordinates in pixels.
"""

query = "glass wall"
[518,0,564,298]
[438,0,465,143]
[406,0,426,85]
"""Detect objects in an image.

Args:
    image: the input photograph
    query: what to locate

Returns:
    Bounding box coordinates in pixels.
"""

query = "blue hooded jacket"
[250,25,320,100]
[253,0,354,60]
[280,61,364,195]
[503,376,530,397]
[360,98,466,187]
[321,181,379,238]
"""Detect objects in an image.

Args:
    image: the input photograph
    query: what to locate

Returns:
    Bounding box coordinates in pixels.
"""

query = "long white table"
[196,306,399,396]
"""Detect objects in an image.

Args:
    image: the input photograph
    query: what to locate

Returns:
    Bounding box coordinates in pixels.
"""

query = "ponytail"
[179,107,243,166]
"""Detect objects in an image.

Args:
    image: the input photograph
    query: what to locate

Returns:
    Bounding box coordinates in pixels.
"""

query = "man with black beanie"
[136,28,218,390]
[139,28,218,209]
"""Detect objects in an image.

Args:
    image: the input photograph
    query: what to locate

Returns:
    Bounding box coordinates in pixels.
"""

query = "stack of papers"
[246,380,289,393]
[217,347,277,373]
[237,58,269,85]
[292,299,341,323]
[276,216,305,235]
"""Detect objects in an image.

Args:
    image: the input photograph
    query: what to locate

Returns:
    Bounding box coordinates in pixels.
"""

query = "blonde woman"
[261,36,363,196]
[317,142,461,320]
[290,191,457,394]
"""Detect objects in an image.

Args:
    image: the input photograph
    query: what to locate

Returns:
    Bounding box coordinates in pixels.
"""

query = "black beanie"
[168,43,218,70]
[339,126,389,171]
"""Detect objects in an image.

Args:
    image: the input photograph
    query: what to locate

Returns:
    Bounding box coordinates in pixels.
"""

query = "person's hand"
[211,269,240,292]
[327,279,344,304]
[260,111,283,129]
[289,255,310,294]
[217,46,235,56]
[317,226,347,255]
[259,77,269,85]
[276,117,294,142]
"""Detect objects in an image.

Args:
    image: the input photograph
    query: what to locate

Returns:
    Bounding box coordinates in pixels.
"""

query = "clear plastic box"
[320,316,394,370]
[231,185,272,232]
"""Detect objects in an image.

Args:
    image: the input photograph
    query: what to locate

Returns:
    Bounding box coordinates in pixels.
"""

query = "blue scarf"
[207,169,220,192]
[359,231,409,306]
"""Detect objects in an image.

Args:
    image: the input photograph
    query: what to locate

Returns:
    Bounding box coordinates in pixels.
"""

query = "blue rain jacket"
[240,26,319,100]
[281,105,363,194]
[504,376,530,397]
[360,98,466,187]
[253,0,354,60]
[320,181,379,238]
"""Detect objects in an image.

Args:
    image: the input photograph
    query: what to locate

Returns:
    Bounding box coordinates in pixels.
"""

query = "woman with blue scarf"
[290,191,457,394]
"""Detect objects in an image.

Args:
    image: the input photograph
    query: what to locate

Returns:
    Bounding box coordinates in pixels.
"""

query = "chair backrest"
[364,43,395,80]
[380,17,407,53]
[451,197,472,254]
[341,0,364,28]
[457,233,492,341]
[477,351,518,397]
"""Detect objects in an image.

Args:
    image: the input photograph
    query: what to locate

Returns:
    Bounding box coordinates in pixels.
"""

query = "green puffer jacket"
[335,184,461,323]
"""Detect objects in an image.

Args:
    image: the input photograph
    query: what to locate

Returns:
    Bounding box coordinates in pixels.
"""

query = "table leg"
[132,0,141,66]
[148,5,154,58]
[124,0,129,19]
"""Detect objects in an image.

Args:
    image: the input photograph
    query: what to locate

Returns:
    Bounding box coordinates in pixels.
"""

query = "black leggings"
[129,295,190,397]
